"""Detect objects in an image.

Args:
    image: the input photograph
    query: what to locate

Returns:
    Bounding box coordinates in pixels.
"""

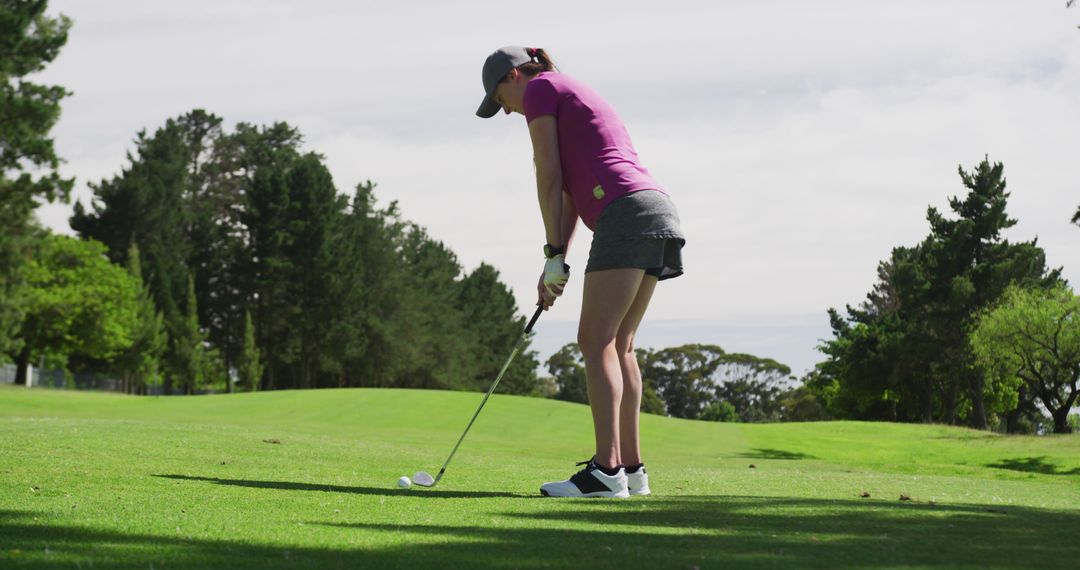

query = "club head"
[412,471,436,487]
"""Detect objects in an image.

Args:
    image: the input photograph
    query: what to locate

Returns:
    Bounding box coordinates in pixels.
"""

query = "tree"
[9,234,139,384]
[458,263,539,394]
[818,158,1060,428]
[381,226,473,390]
[272,153,345,389]
[71,114,196,394]
[172,275,224,394]
[640,344,726,419]
[640,379,666,415]
[548,343,588,404]
[236,310,263,392]
[639,344,793,421]
[326,181,404,388]
[971,284,1080,434]
[0,0,72,356]
[700,400,737,422]
[235,123,304,390]
[778,385,831,422]
[713,353,792,422]
[113,243,166,394]
[74,112,540,394]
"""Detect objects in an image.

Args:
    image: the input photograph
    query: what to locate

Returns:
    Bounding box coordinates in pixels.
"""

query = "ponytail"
[516,47,557,77]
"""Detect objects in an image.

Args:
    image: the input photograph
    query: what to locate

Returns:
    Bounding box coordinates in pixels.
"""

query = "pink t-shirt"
[523,72,664,230]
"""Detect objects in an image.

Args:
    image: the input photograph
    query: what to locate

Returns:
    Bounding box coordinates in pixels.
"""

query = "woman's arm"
[528,115,564,247]
[559,191,578,254]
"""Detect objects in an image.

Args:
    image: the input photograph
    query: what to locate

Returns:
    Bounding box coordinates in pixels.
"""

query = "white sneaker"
[540,459,629,498]
[626,465,651,496]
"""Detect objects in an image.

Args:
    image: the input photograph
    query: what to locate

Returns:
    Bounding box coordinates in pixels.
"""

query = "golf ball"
[397,476,411,489]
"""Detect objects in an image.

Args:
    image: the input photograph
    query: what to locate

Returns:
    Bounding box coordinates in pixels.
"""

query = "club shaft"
[432,305,543,484]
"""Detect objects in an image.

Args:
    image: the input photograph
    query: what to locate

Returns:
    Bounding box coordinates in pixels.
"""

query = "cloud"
[31,0,1080,374]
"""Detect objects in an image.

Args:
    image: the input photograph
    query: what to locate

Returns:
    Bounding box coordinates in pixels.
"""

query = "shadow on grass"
[736,448,817,460]
[154,474,536,499]
[987,457,1080,476]
[4,496,1080,569]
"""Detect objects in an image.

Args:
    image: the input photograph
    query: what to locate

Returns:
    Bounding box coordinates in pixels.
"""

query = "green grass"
[1,385,1078,569]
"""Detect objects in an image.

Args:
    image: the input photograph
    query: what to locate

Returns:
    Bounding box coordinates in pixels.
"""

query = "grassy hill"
[1,385,1078,569]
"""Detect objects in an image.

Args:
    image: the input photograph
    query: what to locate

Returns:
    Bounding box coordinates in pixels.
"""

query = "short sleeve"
[523,75,559,124]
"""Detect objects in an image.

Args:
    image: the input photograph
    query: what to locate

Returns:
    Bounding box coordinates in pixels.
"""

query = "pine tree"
[173,275,222,394]
[0,1,72,356]
[458,263,539,394]
[115,243,166,394]
[818,158,1061,428]
[919,159,1060,427]
[241,129,302,390]
[279,154,346,388]
[328,182,409,387]
[71,118,194,394]
[393,226,471,389]
[237,310,263,392]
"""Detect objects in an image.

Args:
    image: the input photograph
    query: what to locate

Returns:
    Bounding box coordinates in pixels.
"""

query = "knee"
[577,326,616,357]
[615,334,635,357]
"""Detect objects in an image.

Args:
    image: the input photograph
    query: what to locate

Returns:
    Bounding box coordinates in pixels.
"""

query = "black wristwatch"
[544,244,565,259]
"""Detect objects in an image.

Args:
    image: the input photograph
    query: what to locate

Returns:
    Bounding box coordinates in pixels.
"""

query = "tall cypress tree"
[173,275,224,394]
[237,310,262,392]
[115,243,167,394]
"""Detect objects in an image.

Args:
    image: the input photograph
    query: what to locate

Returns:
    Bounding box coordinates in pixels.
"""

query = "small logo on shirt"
[592,185,605,200]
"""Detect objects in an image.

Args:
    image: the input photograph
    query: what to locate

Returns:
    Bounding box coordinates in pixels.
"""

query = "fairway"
[2,386,1079,569]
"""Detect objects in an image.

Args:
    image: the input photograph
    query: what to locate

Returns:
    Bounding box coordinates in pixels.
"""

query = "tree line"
[52,112,537,395]
[545,342,829,423]
[1,2,538,395]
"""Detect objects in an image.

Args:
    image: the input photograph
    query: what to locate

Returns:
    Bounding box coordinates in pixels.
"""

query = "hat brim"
[476,95,501,118]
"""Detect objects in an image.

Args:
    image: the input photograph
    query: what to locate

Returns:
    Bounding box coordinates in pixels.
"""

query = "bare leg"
[615,275,658,467]
[578,268,649,469]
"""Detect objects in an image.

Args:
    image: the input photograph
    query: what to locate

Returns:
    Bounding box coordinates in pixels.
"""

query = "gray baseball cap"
[476,46,534,118]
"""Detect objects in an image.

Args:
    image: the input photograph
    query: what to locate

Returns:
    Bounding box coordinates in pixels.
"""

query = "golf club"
[412,303,545,488]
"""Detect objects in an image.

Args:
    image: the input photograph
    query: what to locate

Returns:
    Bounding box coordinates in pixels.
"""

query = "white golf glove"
[543,254,570,296]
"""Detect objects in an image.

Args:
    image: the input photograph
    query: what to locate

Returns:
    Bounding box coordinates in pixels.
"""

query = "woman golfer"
[476,46,685,498]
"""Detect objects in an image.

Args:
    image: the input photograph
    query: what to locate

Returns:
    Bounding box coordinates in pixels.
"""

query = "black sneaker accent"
[568,460,616,495]
[625,463,645,474]
[596,462,622,477]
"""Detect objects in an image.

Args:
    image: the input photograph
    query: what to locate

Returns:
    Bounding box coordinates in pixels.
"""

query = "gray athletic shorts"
[585,190,686,281]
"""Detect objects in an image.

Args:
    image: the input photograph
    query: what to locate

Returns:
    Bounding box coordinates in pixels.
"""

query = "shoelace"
[575,458,624,477]
[573,458,597,477]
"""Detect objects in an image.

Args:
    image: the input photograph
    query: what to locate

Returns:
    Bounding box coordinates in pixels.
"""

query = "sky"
[32,0,1080,376]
